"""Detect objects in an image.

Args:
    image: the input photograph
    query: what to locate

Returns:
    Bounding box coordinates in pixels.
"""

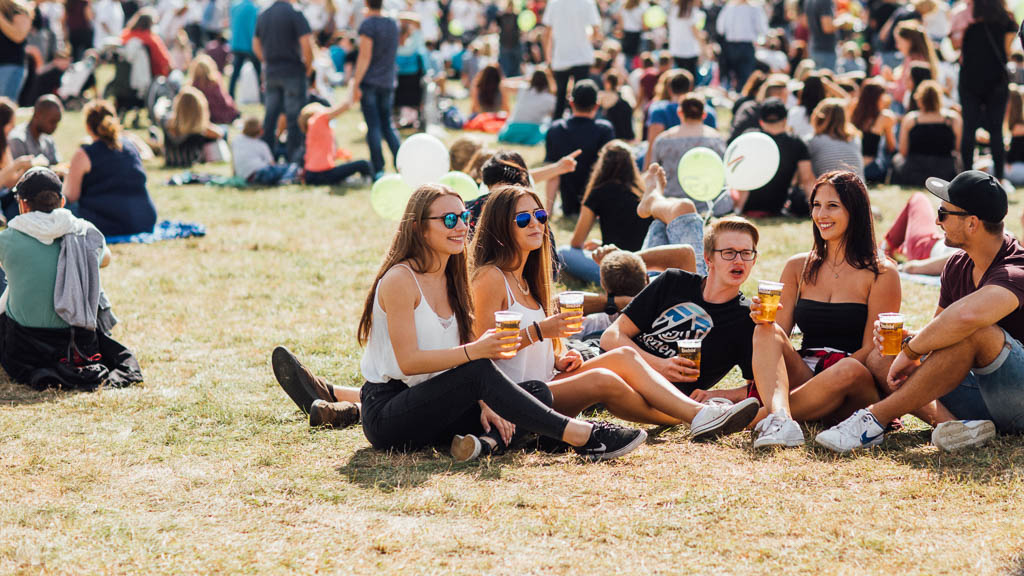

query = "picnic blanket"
[105,220,206,244]
[166,172,249,187]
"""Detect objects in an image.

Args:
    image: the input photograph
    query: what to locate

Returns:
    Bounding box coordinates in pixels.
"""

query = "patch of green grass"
[0,78,1022,574]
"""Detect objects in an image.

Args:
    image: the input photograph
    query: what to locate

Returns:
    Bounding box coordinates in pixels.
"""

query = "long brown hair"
[895,21,938,81]
[357,185,475,346]
[584,140,643,203]
[470,186,555,317]
[677,0,695,17]
[1007,85,1024,132]
[84,100,124,151]
[473,63,504,111]
[812,98,858,142]
[805,171,880,284]
[0,96,14,161]
[850,77,886,133]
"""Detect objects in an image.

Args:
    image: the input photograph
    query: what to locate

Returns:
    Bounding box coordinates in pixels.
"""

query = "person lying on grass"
[469,184,760,442]
[817,171,1024,453]
[271,183,647,462]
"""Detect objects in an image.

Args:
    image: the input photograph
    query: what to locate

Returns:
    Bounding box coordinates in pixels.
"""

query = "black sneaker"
[573,421,647,462]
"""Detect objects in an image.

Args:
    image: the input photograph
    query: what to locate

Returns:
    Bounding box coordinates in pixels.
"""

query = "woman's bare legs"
[785,358,880,423]
[751,323,814,420]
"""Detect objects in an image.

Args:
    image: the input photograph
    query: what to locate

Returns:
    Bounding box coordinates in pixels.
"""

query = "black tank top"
[908,120,956,157]
[0,20,26,66]
[1008,135,1024,164]
[793,299,868,354]
[861,131,881,157]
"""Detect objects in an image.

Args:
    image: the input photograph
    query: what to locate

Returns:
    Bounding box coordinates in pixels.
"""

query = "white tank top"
[493,273,556,383]
[360,264,461,386]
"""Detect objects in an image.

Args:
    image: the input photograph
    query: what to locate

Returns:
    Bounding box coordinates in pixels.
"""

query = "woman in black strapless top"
[745,171,901,448]
[892,80,963,187]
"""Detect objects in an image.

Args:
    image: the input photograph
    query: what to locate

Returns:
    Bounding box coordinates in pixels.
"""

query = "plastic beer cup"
[757,280,784,323]
[558,291,585,334]
[677,339,702,377]
[878,313,905,356]
[494,311,523,357]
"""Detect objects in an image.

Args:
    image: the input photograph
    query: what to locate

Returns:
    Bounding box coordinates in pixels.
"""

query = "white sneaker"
[752,413,805,448]
[691,397,760,442]
[815,409,885,453]
[931,420,996,452]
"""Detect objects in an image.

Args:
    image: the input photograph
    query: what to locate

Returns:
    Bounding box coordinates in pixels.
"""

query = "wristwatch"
[901,336,923,361]
[604,293,618,316]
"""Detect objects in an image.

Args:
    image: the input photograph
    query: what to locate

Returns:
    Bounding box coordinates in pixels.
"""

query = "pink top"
[304,112,336,173]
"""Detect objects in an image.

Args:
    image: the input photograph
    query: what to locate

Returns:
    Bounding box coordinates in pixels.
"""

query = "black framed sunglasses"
[712,248,758,261]
[937,207,971,222]
[427,210,472,229]
[514,209,548,228]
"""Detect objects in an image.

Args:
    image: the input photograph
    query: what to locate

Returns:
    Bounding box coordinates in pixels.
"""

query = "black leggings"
[360,359,570,451]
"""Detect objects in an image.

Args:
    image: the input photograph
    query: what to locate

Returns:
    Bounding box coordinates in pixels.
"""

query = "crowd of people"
[0,0,1023,462]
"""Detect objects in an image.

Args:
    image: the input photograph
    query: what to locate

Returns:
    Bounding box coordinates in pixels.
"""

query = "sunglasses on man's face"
[427,210,472,229]
[514,209,549,228]
[937,207,971,222]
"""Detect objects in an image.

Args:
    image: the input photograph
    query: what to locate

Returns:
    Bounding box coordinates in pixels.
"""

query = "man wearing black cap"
[544,79,614,217]
[817,170,1024,452]
[734,97,815,217]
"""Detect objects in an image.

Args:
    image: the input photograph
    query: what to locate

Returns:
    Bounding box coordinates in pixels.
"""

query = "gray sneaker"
[931,420,996,452]
[752,413,805,448]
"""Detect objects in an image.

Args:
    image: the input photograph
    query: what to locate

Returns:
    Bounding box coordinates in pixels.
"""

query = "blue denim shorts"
[940,328,1024,432]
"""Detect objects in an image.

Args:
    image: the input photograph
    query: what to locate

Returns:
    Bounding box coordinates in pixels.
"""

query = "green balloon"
[448,20,465,37]
[440,171,483,202]
[643,5,667,28]
[517,10,537,32]
[677,147,725,202]
[371,175,414,221]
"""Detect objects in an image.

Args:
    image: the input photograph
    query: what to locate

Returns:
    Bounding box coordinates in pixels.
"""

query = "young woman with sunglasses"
[470,184,761,440]
[271,184,646,462]
[744,171,901,448]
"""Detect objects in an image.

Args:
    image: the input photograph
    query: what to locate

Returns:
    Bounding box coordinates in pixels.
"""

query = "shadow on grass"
[805,427,1024,484]
[338,445,529,491]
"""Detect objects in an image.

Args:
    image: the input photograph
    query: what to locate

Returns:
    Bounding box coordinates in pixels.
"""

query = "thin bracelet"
[525,325,535,345]
[463,345,472,362]
[532,321,544,342]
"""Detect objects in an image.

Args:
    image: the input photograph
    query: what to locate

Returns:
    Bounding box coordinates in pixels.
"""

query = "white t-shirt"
[542,0,601,70]
[92,0,124,49]
[621,3,647,32]
[450,0,483,31]
[668,8,703,59]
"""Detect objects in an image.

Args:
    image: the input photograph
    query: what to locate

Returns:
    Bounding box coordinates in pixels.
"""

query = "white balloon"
[396,133,450,188]
[723,132,781,191]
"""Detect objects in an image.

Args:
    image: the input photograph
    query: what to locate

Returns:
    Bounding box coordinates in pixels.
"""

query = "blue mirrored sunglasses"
[427,210,472,229]
[514,209,548,228]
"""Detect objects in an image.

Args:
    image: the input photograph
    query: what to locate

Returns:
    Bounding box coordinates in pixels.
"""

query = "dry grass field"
[1,92,1023,575]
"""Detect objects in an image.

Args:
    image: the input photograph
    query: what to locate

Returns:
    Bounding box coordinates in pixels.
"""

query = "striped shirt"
[807,134,865,182]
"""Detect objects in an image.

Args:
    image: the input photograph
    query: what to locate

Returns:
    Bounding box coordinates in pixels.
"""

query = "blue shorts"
[940,328,1024,432]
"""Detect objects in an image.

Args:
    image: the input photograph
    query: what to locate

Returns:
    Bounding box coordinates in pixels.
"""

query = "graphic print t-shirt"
[622,269,754,393]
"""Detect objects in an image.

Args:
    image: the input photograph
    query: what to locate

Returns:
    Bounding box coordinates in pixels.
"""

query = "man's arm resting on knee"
[906,286,1020,355]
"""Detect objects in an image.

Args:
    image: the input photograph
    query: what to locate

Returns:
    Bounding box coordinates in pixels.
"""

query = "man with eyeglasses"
[601,217,760,398]
[818,170,1024,452]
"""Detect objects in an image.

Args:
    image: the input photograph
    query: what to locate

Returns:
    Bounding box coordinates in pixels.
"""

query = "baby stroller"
[102,37,152,127]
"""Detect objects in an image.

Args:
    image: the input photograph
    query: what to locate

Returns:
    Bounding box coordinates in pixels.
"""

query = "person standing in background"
[542,0,602,120]
[254,0,313,164]
[715,0,767,92]
[91,0,123,50]
[350,0,402,179]
[228,0,261,100]
[64,0,93,61]
[0,0,32,101]
[804,0,837,71]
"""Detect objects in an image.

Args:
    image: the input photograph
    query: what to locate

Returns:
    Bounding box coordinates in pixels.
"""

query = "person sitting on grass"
[8,94,62,167]
[817,171,1024,453]
[573,249,649,340]
[62,100,158,237]
[232,116,299,185]
[470,184,759,441]
[270,183,647,463]
[600,216,760,401]
[161,87,228,168]
[298,102,374,186]
[743,171,901,449]
[0,168,143,390]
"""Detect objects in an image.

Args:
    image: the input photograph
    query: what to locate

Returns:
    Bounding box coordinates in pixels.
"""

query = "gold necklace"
[827,258,843,279]
[513,273,530,295]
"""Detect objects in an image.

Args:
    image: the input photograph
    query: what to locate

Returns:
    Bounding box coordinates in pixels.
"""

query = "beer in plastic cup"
[494,311,523,356]
[757,280,784,323]
[878,313,905,356]
[558,291,585,334]
[677,339,702,377]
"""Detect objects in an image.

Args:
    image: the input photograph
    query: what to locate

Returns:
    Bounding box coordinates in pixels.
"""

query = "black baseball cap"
[12,167,62,202]
[759,98,787,123]
[570,80,599,110]
[925,170,1007,223]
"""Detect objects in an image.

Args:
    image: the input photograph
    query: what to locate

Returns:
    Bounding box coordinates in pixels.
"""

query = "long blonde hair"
[358,185,475,346]
[188,54,221,85]
[812,98,858,142]
[167,86,211,139]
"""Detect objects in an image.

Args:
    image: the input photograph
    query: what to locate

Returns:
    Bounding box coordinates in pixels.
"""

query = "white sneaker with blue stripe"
[815,409,885,453]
